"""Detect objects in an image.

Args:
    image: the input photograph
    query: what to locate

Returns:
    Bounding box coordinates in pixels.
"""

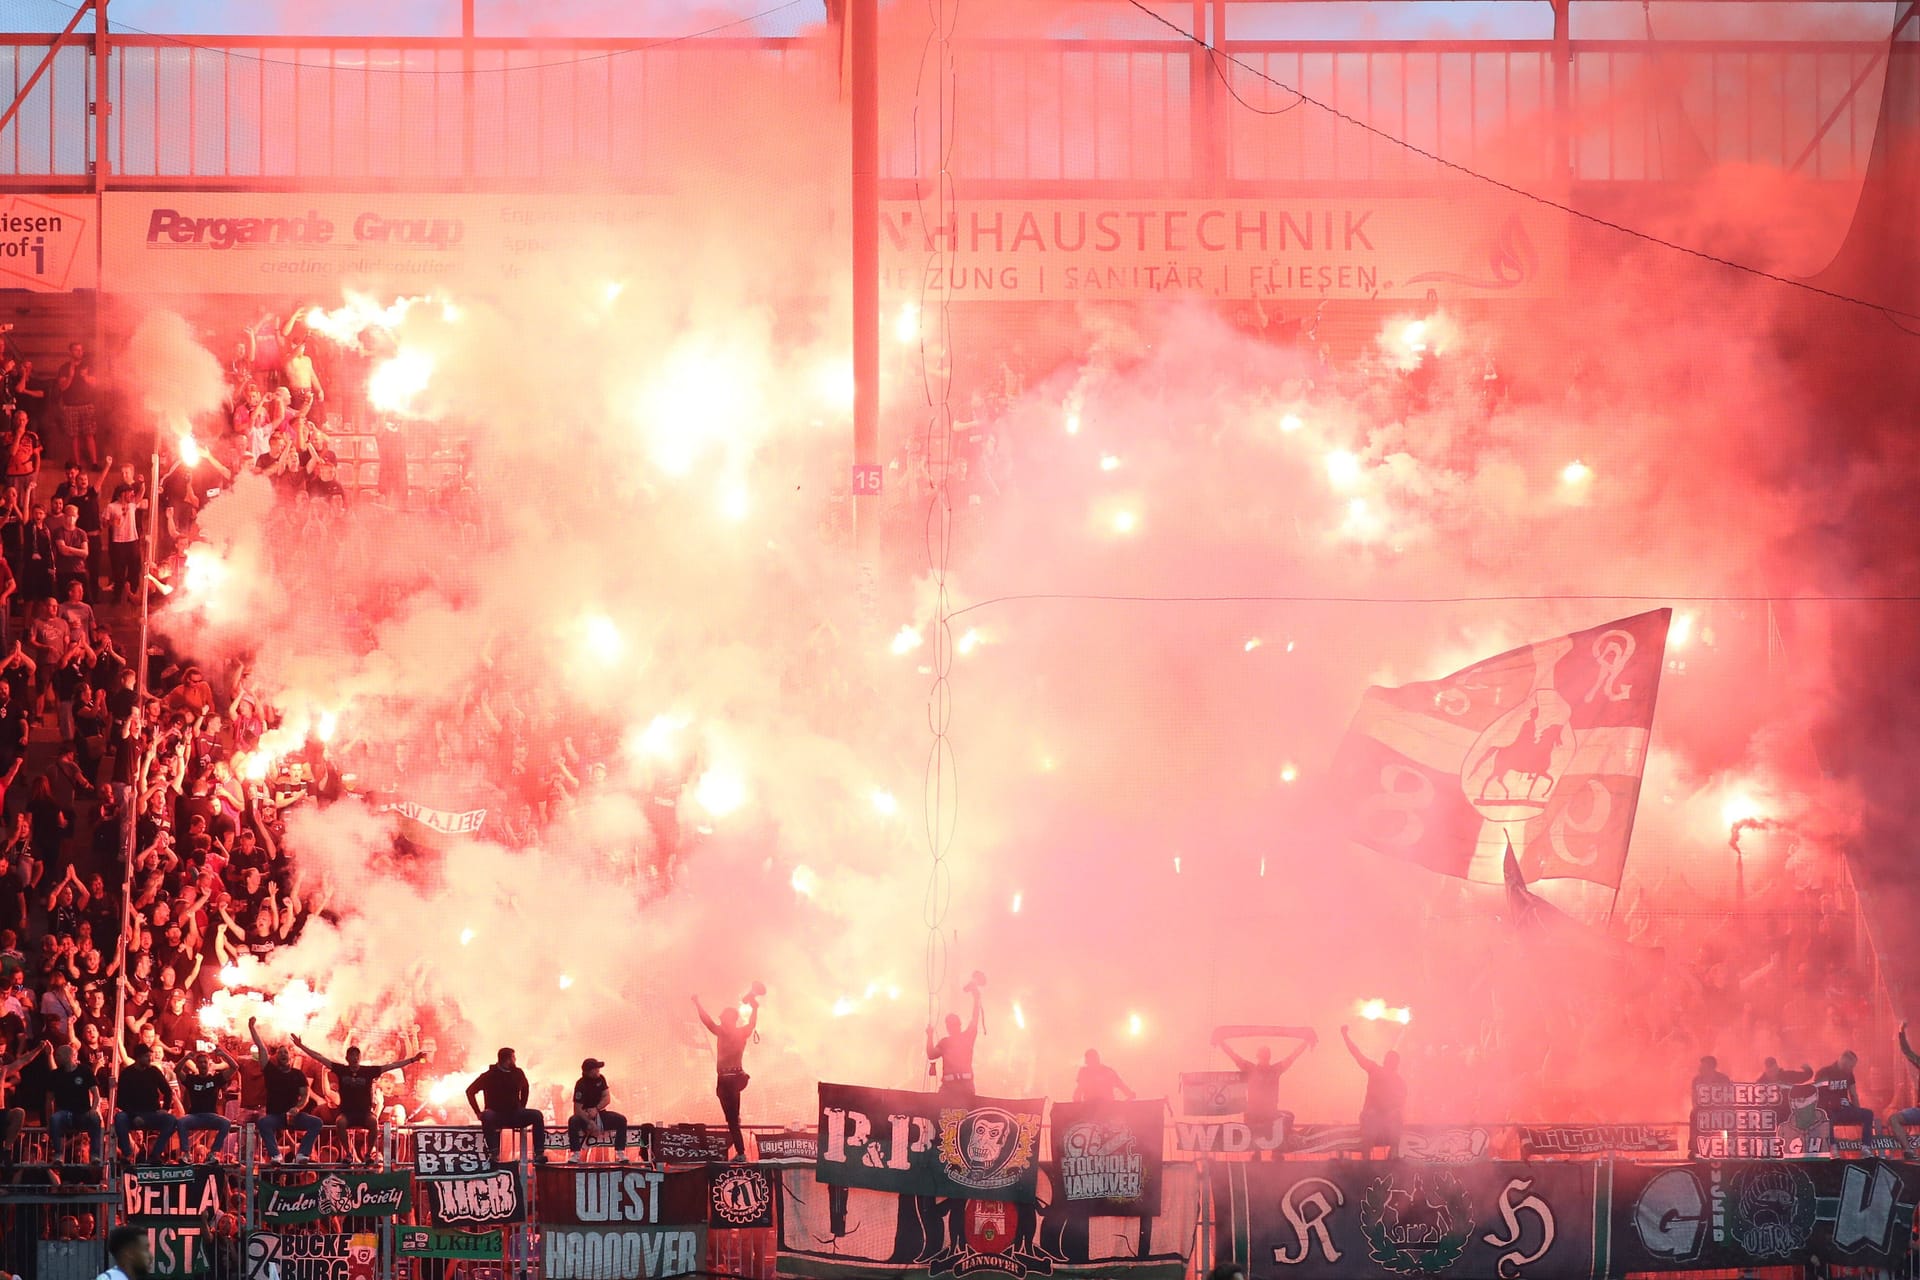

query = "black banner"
[535,1167,709,1227]
[1047,1099,1164,1215]
[709,1164,778,1230]
[1610,1160,1920,1274]
[777,1160,1199,1280]
[817,1083,1046,1203]
[654,1124,732,1163]
[1214,1160,1598,1280]
[755,1129,819,1162]
[421,1164,528,1227]
[1517,1124,1678,1159]
[415,1126,492,1175]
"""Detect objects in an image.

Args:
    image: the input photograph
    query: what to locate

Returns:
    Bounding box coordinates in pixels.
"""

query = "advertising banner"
[877,195,1567,301]
[0,194,96,291]
[93,192,1562,303]
[1047,1099,1164,1214]
[777,1160,1199,1280]
[816,1083,1046,1203]
[1609,1160,1920,1275]
[1213,1159,1599,1280]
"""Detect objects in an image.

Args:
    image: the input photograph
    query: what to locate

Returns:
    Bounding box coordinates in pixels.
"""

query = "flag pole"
[1606,607,1675,929]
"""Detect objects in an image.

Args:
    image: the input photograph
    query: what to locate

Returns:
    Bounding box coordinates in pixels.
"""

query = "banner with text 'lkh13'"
[1330,610,1668,887]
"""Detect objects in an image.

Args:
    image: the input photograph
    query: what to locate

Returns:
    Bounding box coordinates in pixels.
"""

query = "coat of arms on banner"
[939,1106,1042,1192]
[1359,1171,1474,1275]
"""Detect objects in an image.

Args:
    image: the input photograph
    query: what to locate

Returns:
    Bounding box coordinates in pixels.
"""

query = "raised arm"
[248,1016,270,1066]
[289,1035,341,1072]
[692,995,719,1034]
[365,1050,426,1075]
[964,987,982,1037]
[5,1040,48,1073]
[1214,1036,1252,1072]
[1341,1025,1378,1072]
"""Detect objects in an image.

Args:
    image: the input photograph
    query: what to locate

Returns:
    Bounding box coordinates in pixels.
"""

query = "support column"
[850,0,880,577]
[1551,0,1572,188]
[461,0,475,187]
[94,0,109,352]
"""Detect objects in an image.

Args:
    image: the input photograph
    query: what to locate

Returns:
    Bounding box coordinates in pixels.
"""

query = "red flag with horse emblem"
[1329,610,1669,887]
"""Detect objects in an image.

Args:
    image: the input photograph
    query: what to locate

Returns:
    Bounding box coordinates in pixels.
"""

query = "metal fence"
[0,30,1898,190]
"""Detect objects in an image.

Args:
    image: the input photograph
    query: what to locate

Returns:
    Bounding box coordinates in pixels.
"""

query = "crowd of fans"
[0,294,1886,1208]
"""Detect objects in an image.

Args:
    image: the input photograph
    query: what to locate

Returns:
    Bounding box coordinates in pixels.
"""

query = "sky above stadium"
[0,0,1900,42]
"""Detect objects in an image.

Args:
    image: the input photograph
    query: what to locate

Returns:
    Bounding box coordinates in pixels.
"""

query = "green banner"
[259,1170,412,1224]
[398,1226,504,1259]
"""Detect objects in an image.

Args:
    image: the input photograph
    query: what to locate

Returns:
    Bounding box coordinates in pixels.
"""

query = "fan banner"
[536,1166,710,1228]
[1609,1160,1920,1274]
[1046,1099,1165,1215]
[776,1161,1199,1280]
[816,1083,1047,1203]
[1331,610,1669,887]
[1213,1160,1599,1280]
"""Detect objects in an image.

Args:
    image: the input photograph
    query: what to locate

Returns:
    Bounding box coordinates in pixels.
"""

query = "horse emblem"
[1462,693,1576,821]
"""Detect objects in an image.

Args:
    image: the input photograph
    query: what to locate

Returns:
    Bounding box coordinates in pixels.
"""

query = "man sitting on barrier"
[1889,1024,1920,1153]
[1814,1049,1876,1143]
[45,1041,103,1163]
[467,1046,547,1164]
[568,1057,630,1162]
[113,1042,179,1164]
[176,1044,240,1162]
[292,1033,425,1166]
[250,1017,322,1163]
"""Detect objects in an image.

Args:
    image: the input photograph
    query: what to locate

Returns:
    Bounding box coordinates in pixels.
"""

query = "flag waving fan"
[1330,610,1670,887]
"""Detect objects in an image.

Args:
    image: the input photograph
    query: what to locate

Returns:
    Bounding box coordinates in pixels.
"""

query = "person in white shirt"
[99,1225,151,1280]
[103,486,145,604]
